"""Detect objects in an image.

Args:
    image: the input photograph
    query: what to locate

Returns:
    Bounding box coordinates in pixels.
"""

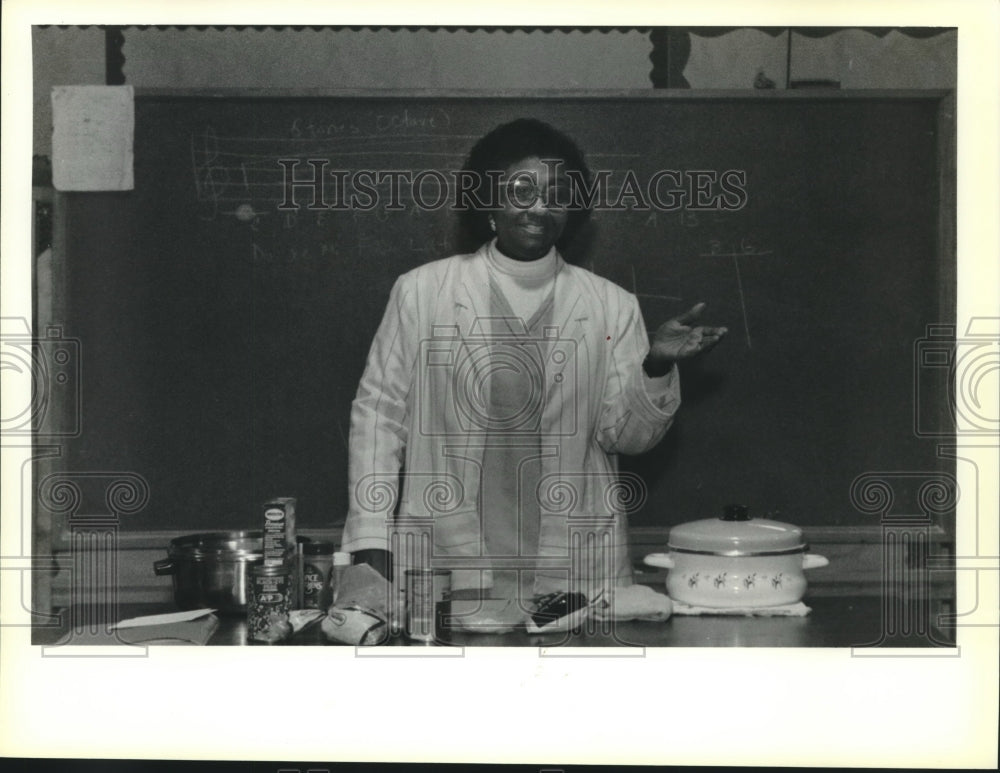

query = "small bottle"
[331,551,351,605]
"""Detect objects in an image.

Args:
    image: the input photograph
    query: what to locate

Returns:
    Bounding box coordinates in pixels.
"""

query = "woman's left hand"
[647,302,727,372]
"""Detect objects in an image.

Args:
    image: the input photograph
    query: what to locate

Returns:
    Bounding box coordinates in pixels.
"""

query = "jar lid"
[333,551,352,566]
[667,505,808,557]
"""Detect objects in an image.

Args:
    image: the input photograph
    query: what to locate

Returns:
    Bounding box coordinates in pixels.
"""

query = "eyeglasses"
[505,177,577,211]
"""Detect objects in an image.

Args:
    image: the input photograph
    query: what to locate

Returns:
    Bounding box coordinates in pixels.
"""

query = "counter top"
[34,592,956,649]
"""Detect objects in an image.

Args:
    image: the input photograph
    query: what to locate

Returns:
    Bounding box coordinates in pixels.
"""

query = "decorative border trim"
[74,24,955,89]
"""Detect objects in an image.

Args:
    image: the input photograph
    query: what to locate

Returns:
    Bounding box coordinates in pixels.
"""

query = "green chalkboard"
[54,90,955,533]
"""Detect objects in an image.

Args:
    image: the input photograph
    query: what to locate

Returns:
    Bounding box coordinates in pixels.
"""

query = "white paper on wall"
[51,85,134,191]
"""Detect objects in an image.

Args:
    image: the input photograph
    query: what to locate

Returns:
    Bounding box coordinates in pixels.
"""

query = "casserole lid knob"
[721,504,751,522]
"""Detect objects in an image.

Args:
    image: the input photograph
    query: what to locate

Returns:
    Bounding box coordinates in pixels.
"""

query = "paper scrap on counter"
[112,608,216,630]
[52,85,134,191]
[115,615,220,646]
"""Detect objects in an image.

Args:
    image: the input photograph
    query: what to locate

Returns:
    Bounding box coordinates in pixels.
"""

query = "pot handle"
[802,554,829,570]
[643,553,675,570]
[154,558,176,576]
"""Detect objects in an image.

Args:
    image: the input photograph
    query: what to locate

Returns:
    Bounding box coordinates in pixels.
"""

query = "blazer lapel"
[451,245,491,338]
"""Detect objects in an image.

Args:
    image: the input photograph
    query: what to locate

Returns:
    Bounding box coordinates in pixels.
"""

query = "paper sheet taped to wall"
[52,85,134,191]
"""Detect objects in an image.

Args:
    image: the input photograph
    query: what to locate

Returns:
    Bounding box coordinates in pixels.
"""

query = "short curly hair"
[458,118,593,250]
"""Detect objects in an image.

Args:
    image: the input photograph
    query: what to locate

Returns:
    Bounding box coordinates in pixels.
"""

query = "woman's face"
[493,156,570,261]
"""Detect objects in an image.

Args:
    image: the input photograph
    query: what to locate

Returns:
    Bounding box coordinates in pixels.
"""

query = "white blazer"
[342,242,680,593]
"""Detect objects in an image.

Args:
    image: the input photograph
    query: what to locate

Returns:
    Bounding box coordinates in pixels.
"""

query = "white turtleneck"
[486,240,558,324]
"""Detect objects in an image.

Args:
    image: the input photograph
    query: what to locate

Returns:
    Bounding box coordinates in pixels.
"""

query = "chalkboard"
[54,90,954,533]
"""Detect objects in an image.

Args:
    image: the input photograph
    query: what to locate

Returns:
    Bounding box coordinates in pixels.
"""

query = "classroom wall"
[32,26,105,155]
[32,26,957,154]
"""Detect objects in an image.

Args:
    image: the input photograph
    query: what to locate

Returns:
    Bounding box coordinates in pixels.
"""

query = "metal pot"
[643,505,829,608]
[154,530,306,616]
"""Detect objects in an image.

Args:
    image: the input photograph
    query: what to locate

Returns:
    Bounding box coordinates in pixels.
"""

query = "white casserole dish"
[643,505,829,608]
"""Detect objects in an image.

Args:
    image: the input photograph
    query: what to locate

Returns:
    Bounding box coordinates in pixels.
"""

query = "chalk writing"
[697,238,775,349]
[191,127,226,220]
[630,265,683,303]
[289,117,361,139]
[732,254,752,349]
[374,108,451,134]
[700,237,773,258]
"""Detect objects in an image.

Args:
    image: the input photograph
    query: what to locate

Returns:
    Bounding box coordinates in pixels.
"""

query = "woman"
[342,118,726,630]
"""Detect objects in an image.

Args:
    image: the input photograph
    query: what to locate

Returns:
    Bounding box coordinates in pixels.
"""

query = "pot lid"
[168,530,310,558]
[667,505,807,556]
[169,530,263,557]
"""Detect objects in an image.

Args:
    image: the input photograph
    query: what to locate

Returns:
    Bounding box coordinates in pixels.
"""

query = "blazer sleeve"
[342,273,420,553]
[596,290,681,456]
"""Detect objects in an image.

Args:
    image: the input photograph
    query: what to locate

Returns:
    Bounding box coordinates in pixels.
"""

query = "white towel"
[592,584,673,622]
[670,600,811,617]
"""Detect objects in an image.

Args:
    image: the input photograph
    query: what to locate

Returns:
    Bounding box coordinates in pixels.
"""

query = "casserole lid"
[667,505,807,557]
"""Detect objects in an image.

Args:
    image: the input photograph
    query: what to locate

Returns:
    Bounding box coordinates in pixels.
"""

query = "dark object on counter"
[352,548,392,582]
[530,591,588,628]
[154,530,309,616]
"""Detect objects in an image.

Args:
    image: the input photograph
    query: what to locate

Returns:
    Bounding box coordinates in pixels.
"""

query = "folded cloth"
[320,564,391,645]
[321,606,388,645]
[449,598,522,634]
[289,609,325,634]
[334,563,392,615]
[592,585,673,622]
[670,600,811,617]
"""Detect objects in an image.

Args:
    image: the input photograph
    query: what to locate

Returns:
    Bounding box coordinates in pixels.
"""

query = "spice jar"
[301,541,336,610]
[247,563,292,643]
